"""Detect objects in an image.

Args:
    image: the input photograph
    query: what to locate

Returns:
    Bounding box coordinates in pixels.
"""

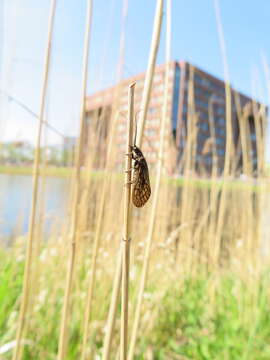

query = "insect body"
[131,145,151,207]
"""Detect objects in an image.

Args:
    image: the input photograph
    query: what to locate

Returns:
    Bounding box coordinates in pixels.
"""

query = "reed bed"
[1,154,270,359]
[2,107,269,359]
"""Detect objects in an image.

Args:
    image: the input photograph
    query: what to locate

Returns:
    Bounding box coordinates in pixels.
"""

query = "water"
[0,174,70,239]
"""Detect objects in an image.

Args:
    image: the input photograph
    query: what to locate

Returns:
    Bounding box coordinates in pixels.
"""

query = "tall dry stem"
[137,0,163,148]
[12,1,56,359]
[57,1,93,359]
[120,82,135,360]
[213,0,232,267]
[128,0,171,357]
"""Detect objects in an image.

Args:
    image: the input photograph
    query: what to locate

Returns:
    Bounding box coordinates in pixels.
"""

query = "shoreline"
[0,165,265,192]
[0,165,72,177]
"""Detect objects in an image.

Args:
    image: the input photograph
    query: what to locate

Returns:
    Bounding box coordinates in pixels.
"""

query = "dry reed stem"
[208,95,219,178]
[120,82,135,360]
[234,92,252,175]
[179,65,197,272]
[12,1,57,359]
[116,0,129,82]
[57,1,93,359]
[213,0,232,267]
[81,108,119,360]
[128,0,170,357]
[137,0,163,148]
[102,244,123,360]
[27,125,49,335]
[214,0,233,176]
[207,97,221,265]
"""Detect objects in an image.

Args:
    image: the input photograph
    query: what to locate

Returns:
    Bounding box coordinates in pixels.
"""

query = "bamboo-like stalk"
[12,1,56,359]
[57,1,93,359]
[120,82,135,360]
[234,91,252,176]
[208,95,219,178]
[80,110,119,360]
[213,0,233,267]
[102,243,123,360]
[214,0,233,177]
[28,121,49,327]
[207,96,220,264]
[179,65,197,271]
[128,1,171,358]
[137,0,163,148]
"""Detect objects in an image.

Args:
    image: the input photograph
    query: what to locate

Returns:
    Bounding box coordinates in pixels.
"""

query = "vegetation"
[0,165,71,177]
[1,247,270,359]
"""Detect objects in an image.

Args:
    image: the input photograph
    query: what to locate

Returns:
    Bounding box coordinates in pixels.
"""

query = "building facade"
[85,61,265,176]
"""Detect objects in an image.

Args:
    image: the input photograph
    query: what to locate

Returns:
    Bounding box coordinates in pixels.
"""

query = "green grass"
[149,275,270,360]
[1,247,270,359]
[0,165,72,177]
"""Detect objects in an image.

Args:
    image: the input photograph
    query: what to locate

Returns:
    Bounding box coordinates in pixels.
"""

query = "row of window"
[116,143,162,158]
[195,87,212,99]
[194,73,224,94]
[117,126,161,139]
[195,98,208,111]
[197,122,226,136]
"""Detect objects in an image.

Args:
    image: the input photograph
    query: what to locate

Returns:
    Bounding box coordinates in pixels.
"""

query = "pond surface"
[0,174,70,239]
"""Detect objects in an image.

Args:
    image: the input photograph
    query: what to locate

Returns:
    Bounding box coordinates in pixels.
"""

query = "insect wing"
[132,157,151,207]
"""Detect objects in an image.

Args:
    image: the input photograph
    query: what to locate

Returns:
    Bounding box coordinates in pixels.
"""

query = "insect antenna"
[133,110,140,148]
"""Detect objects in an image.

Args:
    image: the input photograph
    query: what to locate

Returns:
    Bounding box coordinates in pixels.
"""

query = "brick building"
[85,61,265,176]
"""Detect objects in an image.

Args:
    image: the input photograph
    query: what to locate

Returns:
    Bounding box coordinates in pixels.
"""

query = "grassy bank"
[1,246,270,360]
[0,165,72,177]
[0,165,266,193]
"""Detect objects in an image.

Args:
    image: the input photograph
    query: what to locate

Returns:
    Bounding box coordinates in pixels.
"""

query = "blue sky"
[1,0,270,157]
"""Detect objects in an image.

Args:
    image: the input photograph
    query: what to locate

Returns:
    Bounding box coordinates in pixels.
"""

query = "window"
[216,106,225,116]
[117,142,125,150]
[148,118,160,126]
[195,87,211,98]
[196,98,208,110]
[172,65,181,131]
[217,117,225,126]
[120,103,128,111]
[195,74,202,85]
[154,73,162,82]
[204,156,212,165]
[217,128,225,136]
[251,133,256,141]
[198,122,209,132]
[197,133,206,143]
[217,148,225,156]
[145,128,156,137]
[201,77,211,88]
[118,123,126,131]
[148,107,157,114]
[151,96,160,105]
[216,137,224,145]
[200,111,208,120]
[155,84,164,92]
